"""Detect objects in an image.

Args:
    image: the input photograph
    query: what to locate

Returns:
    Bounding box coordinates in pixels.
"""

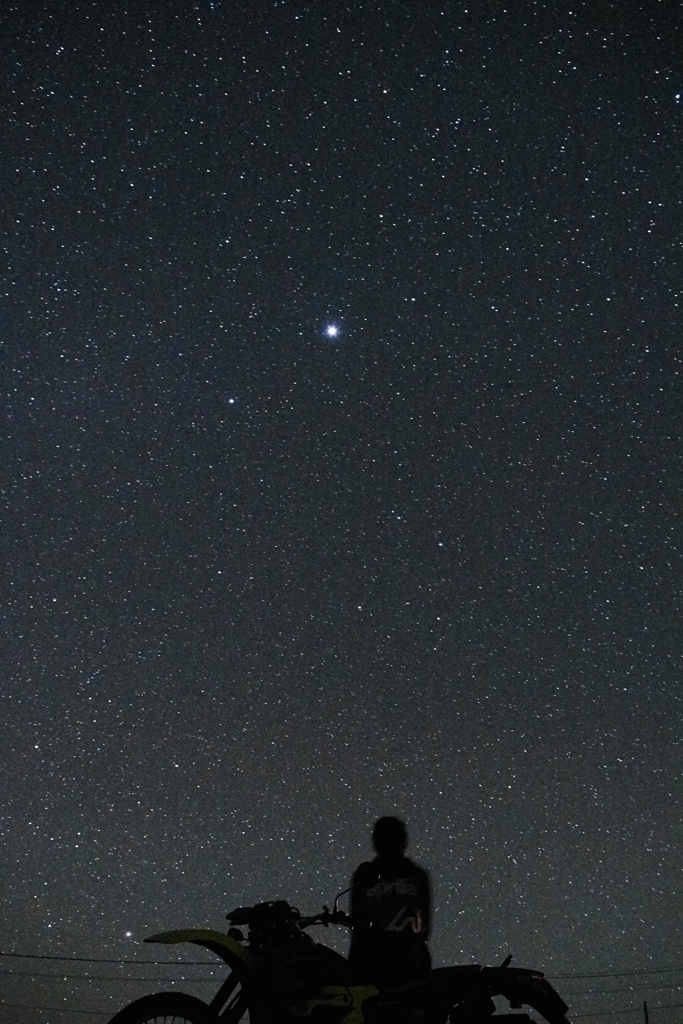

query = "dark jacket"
[348,854,431,985]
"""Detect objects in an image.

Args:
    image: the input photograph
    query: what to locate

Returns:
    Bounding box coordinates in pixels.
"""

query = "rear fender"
[486,968,569,1022]
[145,929,255,975]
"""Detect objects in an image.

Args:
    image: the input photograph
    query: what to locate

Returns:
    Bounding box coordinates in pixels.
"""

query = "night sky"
[2,2,682,1023]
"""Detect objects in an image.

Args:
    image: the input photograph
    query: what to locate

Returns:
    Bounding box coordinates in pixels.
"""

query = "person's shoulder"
[352,860,376,883]
[402,857,429,881]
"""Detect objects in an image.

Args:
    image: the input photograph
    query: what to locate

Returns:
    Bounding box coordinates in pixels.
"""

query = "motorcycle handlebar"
[226,905,351,928]
[300,908,351,928]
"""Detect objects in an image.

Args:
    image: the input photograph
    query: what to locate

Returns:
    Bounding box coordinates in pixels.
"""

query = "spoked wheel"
[107,992,217,1024]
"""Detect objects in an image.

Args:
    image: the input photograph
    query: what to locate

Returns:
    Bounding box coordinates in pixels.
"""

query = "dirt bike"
[108,896,571,1024]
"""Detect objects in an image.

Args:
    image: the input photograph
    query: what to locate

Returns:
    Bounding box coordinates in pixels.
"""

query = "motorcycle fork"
[211,972,249,1023]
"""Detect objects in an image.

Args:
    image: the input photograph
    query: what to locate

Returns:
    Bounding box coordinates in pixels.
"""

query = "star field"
[1,2,681,1023]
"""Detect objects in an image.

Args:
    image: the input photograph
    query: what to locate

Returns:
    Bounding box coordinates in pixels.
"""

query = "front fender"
[145,929,255,975]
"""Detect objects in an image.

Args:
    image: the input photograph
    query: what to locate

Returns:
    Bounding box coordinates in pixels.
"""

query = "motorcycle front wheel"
[107,992,217,1024]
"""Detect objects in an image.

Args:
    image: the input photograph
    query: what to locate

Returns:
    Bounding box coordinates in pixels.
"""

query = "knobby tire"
[107,991,217,1024]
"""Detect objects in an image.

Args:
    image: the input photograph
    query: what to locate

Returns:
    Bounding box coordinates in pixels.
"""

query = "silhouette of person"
[348,816,431,986]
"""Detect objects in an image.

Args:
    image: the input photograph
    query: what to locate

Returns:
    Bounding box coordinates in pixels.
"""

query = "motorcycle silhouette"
[108,896,571,1024]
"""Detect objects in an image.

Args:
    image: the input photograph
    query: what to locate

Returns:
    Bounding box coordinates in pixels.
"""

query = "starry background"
[1,1,682,1023]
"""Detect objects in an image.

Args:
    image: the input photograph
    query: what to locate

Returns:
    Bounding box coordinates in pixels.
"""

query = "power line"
[0,951,215,965]
[572,1004,683,1018]
[573,1012,640,1019]
[573,1003,683,1019]
[551,967,683,980]
[13,967,677,995]
[0,969,219,982]
[2,951,682,978]
[0,1002,108,1016]
[564,982,682,997]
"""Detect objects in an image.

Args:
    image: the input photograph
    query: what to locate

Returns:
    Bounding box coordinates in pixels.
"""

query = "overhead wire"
[0,968,219,982]
[0,1002,108,1015]
[0,950,216,965]
[563,982,682,997]
[550,967,683,979]
[572,1004,683,1018]
[3,950,681,978]
[4,967,680,994]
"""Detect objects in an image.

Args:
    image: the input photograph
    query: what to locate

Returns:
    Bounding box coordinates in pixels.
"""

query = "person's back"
[348,816,431,986]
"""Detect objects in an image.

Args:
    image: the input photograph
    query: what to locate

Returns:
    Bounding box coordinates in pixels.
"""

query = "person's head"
[372,816,408,857]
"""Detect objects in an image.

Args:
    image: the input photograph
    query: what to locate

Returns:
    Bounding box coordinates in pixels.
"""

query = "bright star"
[324,324,340,338]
